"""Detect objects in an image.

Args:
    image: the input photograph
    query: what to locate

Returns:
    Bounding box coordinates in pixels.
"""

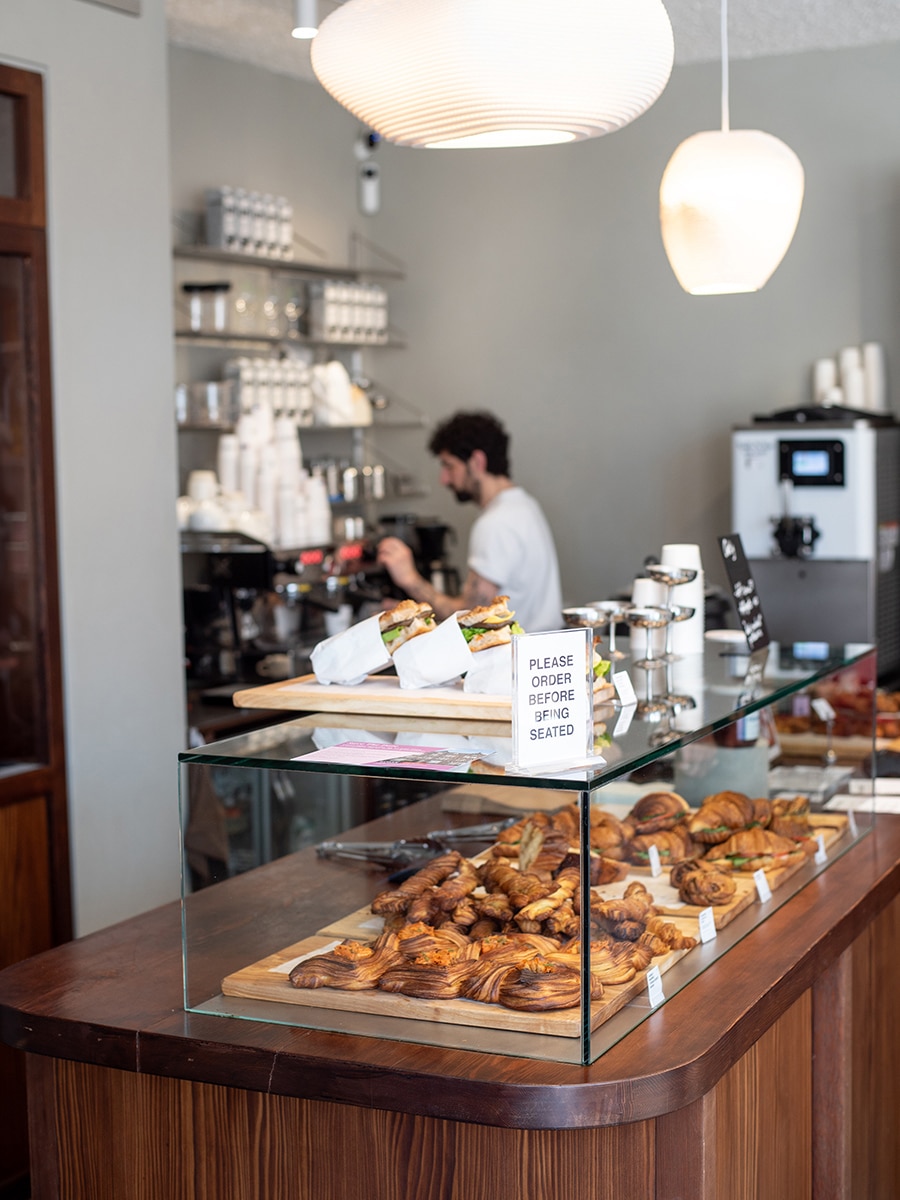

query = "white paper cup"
[661,543,702,570]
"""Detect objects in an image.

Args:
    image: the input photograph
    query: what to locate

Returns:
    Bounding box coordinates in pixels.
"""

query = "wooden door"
[0,61,70,1193]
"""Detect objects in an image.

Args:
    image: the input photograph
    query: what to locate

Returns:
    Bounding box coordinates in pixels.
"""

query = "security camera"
[358,160,381,216]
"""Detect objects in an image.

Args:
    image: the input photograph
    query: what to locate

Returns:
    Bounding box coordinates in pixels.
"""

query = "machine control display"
[778,439,845,487]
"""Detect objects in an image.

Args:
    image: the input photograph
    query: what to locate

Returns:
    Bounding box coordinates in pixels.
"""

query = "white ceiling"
[166,0,900,83]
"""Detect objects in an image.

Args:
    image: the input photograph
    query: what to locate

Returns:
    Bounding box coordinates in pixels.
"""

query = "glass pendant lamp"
[659,0,804,294]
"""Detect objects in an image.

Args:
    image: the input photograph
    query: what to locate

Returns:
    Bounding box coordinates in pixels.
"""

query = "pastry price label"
[848,809,859,838]
[698,907,717,943]
[814,833,828,865]
[753,868,773,903]
[648,844,662,877]
[510,628,595,772]
[811,697,837,723]
[646,965,665,1008]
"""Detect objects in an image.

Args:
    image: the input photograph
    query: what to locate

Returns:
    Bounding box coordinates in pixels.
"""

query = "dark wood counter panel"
[2,813,899,1199]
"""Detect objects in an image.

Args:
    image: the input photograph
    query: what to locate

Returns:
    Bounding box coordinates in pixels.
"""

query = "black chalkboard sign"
[718,533,770,652]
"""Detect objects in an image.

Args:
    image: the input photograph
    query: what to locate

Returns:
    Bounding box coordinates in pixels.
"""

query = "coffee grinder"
[731,407,900,676]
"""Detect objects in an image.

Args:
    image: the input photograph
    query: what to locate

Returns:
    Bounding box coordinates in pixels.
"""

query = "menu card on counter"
[718,533,770,652]
[292,742,481,772]
[509,628,599,773]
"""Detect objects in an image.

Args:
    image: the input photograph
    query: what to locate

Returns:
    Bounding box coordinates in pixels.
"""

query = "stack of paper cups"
[669,654,705,732]
[862,342,887,412]
[631,577,667,655]
[660,543,705,654]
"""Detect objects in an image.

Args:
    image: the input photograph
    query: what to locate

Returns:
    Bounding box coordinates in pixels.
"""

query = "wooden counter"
[2,812,899,1199]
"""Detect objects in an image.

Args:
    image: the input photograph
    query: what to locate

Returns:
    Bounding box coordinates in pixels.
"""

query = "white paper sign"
[848,808,859,838]
[753,868,773,903]
[698,907,717,943]
[511,628,593,770]
[814,833,828,864]
[613,703,636,737]
[646,965,665,1008]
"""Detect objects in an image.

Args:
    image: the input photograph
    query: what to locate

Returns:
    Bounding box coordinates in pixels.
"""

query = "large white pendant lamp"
[311,0,675,149]
[659,0,804,294]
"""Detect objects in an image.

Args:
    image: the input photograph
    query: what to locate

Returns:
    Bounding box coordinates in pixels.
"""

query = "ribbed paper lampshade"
[659,130,805,294]
[311,0,675,149]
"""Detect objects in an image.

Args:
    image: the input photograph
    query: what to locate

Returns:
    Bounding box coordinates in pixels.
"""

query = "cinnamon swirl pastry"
[627,791,690,835]
[289,932,402,991]
[498,957,597,1012]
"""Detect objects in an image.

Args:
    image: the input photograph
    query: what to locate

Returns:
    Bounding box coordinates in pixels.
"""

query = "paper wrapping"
[462,643,513,695]
[392,615,473,689]
[310,613,392,685]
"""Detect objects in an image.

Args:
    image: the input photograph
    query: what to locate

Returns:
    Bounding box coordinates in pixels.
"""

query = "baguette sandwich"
[378,600,436,652]
[456,596,524,652]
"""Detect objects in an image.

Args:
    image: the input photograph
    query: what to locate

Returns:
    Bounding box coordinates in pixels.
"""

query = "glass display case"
[179,641,879,1066]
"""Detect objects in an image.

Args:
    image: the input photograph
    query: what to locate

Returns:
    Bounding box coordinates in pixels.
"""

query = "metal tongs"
[315,818,516,869]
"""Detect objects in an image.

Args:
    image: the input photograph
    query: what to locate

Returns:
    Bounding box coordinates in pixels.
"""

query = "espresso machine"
[732,408,900,677]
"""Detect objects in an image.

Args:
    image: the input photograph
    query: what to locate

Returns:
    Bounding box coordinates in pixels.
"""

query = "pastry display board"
[221,928,696,1039]
[221,814,847,1037]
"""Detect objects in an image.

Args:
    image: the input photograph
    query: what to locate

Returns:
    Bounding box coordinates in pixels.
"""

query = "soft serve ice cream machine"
[732,412,900,676]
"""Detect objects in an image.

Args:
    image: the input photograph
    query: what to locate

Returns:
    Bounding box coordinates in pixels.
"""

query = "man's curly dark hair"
[427,411,511,477]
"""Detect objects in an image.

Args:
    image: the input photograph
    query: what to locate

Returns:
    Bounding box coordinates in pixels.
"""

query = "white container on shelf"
[660,543,705,654]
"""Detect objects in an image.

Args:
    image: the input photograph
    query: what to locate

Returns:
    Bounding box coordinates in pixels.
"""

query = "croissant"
[627,791,690,834]
[431,858,480,912]
[705,826,808,872]
[371,852,463,915]
[289,932,402,991]
[627,825,699,866]
[644,915,698,951]
[769,794,811,839]
[514,873,579,932]
[751,797,773,828]
[589,810,631,859]
[687,791,755,844]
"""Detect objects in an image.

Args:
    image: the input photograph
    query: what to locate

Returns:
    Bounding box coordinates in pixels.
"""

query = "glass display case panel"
[180,644,878,1065]
[0,95,18,199]
[0,252,44,772]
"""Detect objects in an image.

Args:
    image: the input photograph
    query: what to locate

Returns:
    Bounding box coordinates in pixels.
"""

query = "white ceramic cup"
[187,469,218,502]
[661,543,702,570]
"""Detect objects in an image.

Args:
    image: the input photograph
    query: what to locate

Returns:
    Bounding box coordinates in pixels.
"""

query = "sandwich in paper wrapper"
[310,612,391,685]
[310,600,436,686]
[458,596,522,695]
[392,610,472,689]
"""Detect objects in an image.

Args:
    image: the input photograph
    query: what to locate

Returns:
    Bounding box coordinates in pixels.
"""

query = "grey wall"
[1,0,184,934]
[171,41,900,609]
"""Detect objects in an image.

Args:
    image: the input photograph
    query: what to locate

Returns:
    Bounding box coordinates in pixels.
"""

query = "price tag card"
[811,697,837,723]
[814,833,828,865]
[613,701,636,737]
[754,868,773,903]
[698,907,717,943]
[613,671,637,707]
[648,844,662,878]
[848,809,859,838]
[510,628,594,772]
[646,965,665,1009]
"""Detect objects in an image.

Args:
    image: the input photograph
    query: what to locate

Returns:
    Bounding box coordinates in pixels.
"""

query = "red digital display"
[299,548,325,566]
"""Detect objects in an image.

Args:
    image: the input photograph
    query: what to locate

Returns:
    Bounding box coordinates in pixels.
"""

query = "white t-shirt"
[467,486,564,633]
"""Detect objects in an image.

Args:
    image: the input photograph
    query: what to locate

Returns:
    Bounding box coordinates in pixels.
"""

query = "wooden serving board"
[233,675,616,724]
[777,732,887,761]
[221,932,695,1039]
[635,814,849,927]
[233,674,513,721]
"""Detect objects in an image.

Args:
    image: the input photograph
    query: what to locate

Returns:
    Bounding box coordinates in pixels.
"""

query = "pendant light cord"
[720,0,730,132]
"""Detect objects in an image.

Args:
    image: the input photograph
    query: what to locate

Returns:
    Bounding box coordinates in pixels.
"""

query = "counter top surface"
[2,809,899,1131]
